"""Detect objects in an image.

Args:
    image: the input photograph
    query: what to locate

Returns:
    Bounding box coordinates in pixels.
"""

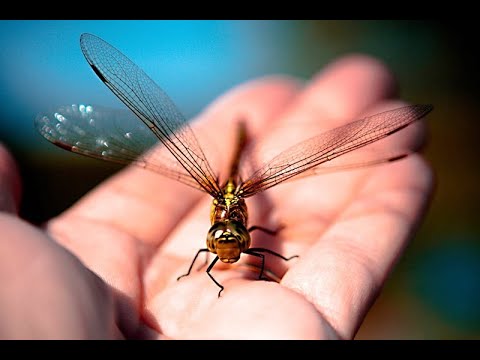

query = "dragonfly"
[35,33,433,297]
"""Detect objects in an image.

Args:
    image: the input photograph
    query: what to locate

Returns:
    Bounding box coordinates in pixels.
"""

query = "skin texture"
[0,55,434,339]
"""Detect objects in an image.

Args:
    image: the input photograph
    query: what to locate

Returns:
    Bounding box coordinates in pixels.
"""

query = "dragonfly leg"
[178,250,224,297]
[248,247,299,262]
[177,248,210,281]
[242,250,267,280]
[197,251,210,271]
[244,247,299,281]
[205,256,224,297]
[248,224,285,236]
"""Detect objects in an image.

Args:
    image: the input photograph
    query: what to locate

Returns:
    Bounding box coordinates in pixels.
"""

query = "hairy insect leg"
[205,256,224,297]
[198,250,210,271]
[242,250,267,280]
[177,250,224,297]
[244,247,299,281]
[177,248,210,281]
[248,224,285,236]
[248,247,299,262]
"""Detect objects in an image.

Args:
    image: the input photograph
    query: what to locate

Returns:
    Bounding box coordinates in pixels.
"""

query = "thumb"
[0,144,22,213]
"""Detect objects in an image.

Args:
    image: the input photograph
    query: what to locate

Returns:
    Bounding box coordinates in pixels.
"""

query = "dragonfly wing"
[79,33,221,196]
[239,104,433,198]
[35,104,208,192]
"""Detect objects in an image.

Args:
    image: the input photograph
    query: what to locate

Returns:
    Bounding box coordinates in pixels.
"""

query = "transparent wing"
[35,103,209,192]
[79,33,221,196]
[239,104,433,198]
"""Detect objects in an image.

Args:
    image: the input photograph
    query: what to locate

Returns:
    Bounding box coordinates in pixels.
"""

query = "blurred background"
[0,20,478,339]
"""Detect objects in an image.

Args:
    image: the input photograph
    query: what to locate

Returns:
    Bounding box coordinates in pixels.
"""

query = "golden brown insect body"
[207,178,251,263]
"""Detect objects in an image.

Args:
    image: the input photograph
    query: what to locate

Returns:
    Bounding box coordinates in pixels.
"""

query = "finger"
[0,144,22,213]
[52,77,302,245]
[271,99,428,228]
[242,55,403,250]
[280,98,434,340]
[291,54,398,128]
[0,214,121,339]
[253,54,399,167]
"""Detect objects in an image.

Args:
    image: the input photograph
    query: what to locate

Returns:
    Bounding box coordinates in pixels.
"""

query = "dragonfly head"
[207,221,251,263]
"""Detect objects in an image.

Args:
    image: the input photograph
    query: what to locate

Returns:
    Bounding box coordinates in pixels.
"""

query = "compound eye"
[207,222,228,252]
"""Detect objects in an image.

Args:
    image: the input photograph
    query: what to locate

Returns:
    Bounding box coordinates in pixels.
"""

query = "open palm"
[0,55,433,339]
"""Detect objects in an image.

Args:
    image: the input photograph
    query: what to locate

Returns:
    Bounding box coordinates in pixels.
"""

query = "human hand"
[0,55,433,339]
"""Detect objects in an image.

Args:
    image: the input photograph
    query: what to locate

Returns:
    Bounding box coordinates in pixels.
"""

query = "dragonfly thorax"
[207,179,250,263]
[209,179,248,225]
